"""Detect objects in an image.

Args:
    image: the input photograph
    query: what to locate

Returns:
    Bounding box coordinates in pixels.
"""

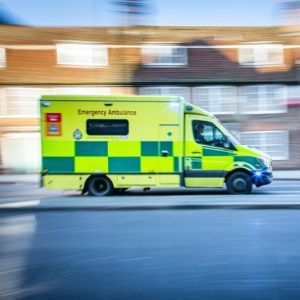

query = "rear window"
[86,119,129,135]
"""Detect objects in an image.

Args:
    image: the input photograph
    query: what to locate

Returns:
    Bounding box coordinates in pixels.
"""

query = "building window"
[142,46,187,66]
[240,85,287,114]
[192,86,237,114]
[53,87,111,95]
[87,119,129,136]
[56,44,108,67]
[239,45,283,66]
[139,86,190,101]
[0,86,111,117]
[0,48,6,68]
[0,88,52,117]
[240,131,289,160]
[287,85,300,101]
[1,133,41,172]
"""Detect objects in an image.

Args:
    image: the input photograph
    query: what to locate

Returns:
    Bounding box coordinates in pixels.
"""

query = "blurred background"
[0,0,299,173]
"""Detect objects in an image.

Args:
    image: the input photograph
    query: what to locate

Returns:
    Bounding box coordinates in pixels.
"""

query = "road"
[0,180,300,209]
[1,181,300,299]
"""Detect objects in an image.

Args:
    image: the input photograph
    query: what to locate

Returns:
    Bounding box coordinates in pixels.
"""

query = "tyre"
[226,172,252,194]
[88,176,113,196]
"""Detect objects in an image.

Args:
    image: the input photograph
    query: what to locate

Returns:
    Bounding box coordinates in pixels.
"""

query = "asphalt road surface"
[1,181,300,299]
[0,180,300,209]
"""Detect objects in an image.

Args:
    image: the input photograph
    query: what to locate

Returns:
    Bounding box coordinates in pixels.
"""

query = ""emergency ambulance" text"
[77,109,137,116]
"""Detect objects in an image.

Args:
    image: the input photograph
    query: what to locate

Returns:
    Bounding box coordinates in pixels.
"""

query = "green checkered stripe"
[189,147,264,171]
[233,156,264,171]
[42,141,180,174]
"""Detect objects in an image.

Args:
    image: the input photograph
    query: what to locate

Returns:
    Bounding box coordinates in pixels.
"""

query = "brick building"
[0,24,299,172]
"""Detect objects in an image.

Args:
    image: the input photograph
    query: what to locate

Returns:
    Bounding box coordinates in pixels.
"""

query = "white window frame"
[141,45,187,67]
[139,86,190,101]
[53,86,111,95]
[56,43,108,67]
[287,85,300,101]
[239,45,283,66]
[0,86,112,118]
[192,86,237,115]
[240,130,289,160]
[0,87,52,118]
[239,85,287,114]
[0,48,6,68]
[1,132,41,172]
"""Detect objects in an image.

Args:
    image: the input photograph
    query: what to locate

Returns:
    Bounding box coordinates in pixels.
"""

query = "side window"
[87,119,129,135]
[192,120,231,149]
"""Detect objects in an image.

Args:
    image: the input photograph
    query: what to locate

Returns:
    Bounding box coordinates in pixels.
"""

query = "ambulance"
[40,95,273,195]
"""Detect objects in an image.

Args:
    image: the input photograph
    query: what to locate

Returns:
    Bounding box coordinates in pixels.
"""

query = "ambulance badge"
[73,129,82,140]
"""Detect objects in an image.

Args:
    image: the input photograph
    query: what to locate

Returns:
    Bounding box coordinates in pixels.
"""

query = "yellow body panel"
[141,157,159,172]
[75,157,108,173]
[116,175,157,186]
[184,178,224,188]
[108,141,141,157]
[43,175,89,190]
[202,156,234,170]
[158,175,180,185]
[159,157,174,173]
[42,140,75,157]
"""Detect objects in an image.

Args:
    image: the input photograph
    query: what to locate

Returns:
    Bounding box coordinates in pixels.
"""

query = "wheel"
[226,172,252,194]
[88,176,113,196]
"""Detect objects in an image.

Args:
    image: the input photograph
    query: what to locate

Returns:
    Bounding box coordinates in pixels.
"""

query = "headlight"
[258,157,269,168]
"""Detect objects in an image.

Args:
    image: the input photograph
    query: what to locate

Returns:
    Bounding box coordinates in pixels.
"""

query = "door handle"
[192,151,201,154]
[162,150,169,157]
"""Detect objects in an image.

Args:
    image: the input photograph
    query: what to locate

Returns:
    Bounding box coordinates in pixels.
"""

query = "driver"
[194,122,210,145]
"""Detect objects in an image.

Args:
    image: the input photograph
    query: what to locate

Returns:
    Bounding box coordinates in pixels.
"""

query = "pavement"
[0,170,300,184]
[0,174,39,183]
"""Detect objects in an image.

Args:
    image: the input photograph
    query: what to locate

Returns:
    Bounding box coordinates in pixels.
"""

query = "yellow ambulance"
[40,95,273,195]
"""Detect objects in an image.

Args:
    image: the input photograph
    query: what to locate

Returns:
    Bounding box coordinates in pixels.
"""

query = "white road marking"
[0,215,37,298]
[0,200,40,208]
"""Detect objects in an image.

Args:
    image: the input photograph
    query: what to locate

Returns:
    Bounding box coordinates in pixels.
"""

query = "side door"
[158,124,180,173]
[184,115,235,187]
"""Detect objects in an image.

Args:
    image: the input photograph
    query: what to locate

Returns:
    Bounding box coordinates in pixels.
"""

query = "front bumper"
[251,168,273,187]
